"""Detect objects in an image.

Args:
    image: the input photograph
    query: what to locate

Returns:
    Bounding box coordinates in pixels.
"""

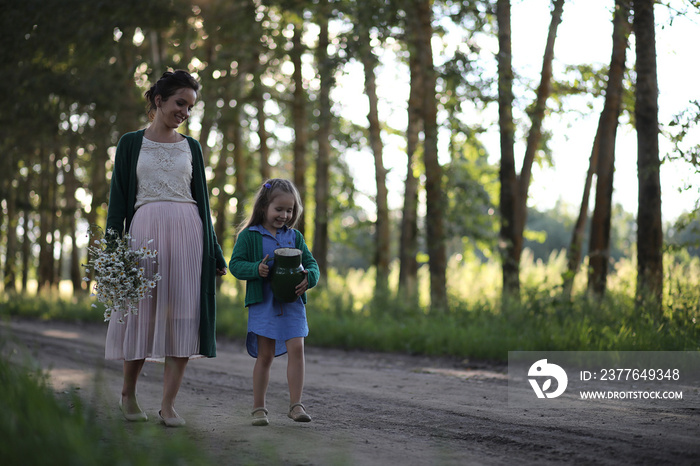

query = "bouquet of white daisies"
[82,225,161,322]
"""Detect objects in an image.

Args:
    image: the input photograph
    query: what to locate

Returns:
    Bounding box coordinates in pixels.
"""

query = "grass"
[0,349,213,465]
[2,250,698,362]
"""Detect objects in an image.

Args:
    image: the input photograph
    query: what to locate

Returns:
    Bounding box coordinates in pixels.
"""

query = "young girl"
[229,179,320,426]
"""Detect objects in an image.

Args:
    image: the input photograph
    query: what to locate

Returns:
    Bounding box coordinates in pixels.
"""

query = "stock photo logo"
[528,359,568,399]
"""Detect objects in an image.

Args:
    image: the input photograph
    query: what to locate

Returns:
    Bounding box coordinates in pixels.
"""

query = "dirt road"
[2,318,699,465]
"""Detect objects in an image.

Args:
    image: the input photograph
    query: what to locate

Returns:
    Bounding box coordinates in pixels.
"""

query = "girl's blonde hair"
[237,179,303,236]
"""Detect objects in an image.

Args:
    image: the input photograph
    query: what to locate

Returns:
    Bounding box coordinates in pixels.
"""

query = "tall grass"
[2,250,698,361]
[0,352,212,465]
[299,250,700,360]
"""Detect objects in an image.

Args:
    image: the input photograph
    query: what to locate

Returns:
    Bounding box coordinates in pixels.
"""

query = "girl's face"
[155,87,196,129]
[262,192,296,233]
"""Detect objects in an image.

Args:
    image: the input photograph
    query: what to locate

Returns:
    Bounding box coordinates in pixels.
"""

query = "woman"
[104,70,227,427]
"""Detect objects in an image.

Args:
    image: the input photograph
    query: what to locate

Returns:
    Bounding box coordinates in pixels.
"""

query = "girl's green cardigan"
[105,129,227,358]
[228,227,320,307]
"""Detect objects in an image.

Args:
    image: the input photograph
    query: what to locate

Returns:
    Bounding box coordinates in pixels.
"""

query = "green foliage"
[665,100,700,184]
[213,290,249,338]
[444,139,499,251]
[524,202,636,262]
[0,293,105,322]
[0,352,211,465]
[290,251,697,360]
[666,209,700,257]
[4,249,698,362]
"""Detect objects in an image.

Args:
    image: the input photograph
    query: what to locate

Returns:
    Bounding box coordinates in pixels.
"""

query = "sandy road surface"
[2,318,699,465]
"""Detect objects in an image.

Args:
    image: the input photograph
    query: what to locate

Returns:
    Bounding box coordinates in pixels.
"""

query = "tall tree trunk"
[496,0,519,301]
[291,18,308,235]
[562,131,599,299]
[215,117,236,291]
[21,210,31,293]
[415,0,447,310]
[3,163,18,293]
[87,130,110,230]
[149,30,164,77]
[633,0,663,308]
[254,64,272,182]
[360,26,390,296]
[515,0,565,241]
[313,2,331,278]
[49,145,60,288]
[565,2,631,299]
[37,147,52,292]
[20,172,31,293]
[498,0,565,303]
[231,96,248,230]
[398,36,422,303]
[588,0,631,297]
[63,147,83,293]
[199,42,218,167]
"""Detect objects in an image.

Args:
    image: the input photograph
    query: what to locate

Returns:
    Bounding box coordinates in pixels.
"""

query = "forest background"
[1,0,699,360]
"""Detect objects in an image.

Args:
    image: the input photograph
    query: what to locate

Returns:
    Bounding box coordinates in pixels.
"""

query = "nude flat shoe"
[119,398,148,422]
[158,410,186,427]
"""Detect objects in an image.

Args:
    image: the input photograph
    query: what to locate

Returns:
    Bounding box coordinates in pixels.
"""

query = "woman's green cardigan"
[106,129,227,358]
[228,227,320,307]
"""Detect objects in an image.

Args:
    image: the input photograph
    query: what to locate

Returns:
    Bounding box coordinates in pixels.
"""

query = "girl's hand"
[216,267,227,277]
[295,270,309,296]
[258,254,270,278]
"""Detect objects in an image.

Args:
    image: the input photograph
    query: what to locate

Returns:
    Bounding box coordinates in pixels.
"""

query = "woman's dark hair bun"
[144,69,200,118]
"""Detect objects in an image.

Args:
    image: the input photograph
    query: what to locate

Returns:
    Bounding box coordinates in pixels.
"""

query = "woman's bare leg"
[161,356,188,419]
[121,359,145,413]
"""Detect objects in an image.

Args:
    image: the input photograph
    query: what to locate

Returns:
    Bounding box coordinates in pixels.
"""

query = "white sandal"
[288,402,311,422]
[251,407,269,426]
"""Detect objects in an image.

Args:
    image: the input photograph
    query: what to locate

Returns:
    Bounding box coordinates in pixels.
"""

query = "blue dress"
[246,225,309,357]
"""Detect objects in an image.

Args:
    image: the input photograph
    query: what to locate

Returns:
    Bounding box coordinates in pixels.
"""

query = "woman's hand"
[258,254,270,278]
[295,270,309,296]
[216,267,227,277]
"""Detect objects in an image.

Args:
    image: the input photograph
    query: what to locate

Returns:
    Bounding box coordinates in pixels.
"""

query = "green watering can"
[270,248,305,303]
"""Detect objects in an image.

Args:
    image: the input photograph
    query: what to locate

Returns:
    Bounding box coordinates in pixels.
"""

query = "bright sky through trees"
[334,0,699,223]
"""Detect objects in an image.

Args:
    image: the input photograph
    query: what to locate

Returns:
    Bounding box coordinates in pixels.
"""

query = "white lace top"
[135,137,196,210]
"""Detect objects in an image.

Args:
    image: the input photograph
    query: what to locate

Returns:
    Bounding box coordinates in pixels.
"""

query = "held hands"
[258,255,307,296]
[258,254,270,278]
[295,270,309,297]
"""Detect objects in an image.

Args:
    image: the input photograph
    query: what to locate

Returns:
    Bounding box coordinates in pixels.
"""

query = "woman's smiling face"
[155,87,196,129]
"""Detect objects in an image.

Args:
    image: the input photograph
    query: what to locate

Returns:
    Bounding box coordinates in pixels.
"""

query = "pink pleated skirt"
[105,201,203,361]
